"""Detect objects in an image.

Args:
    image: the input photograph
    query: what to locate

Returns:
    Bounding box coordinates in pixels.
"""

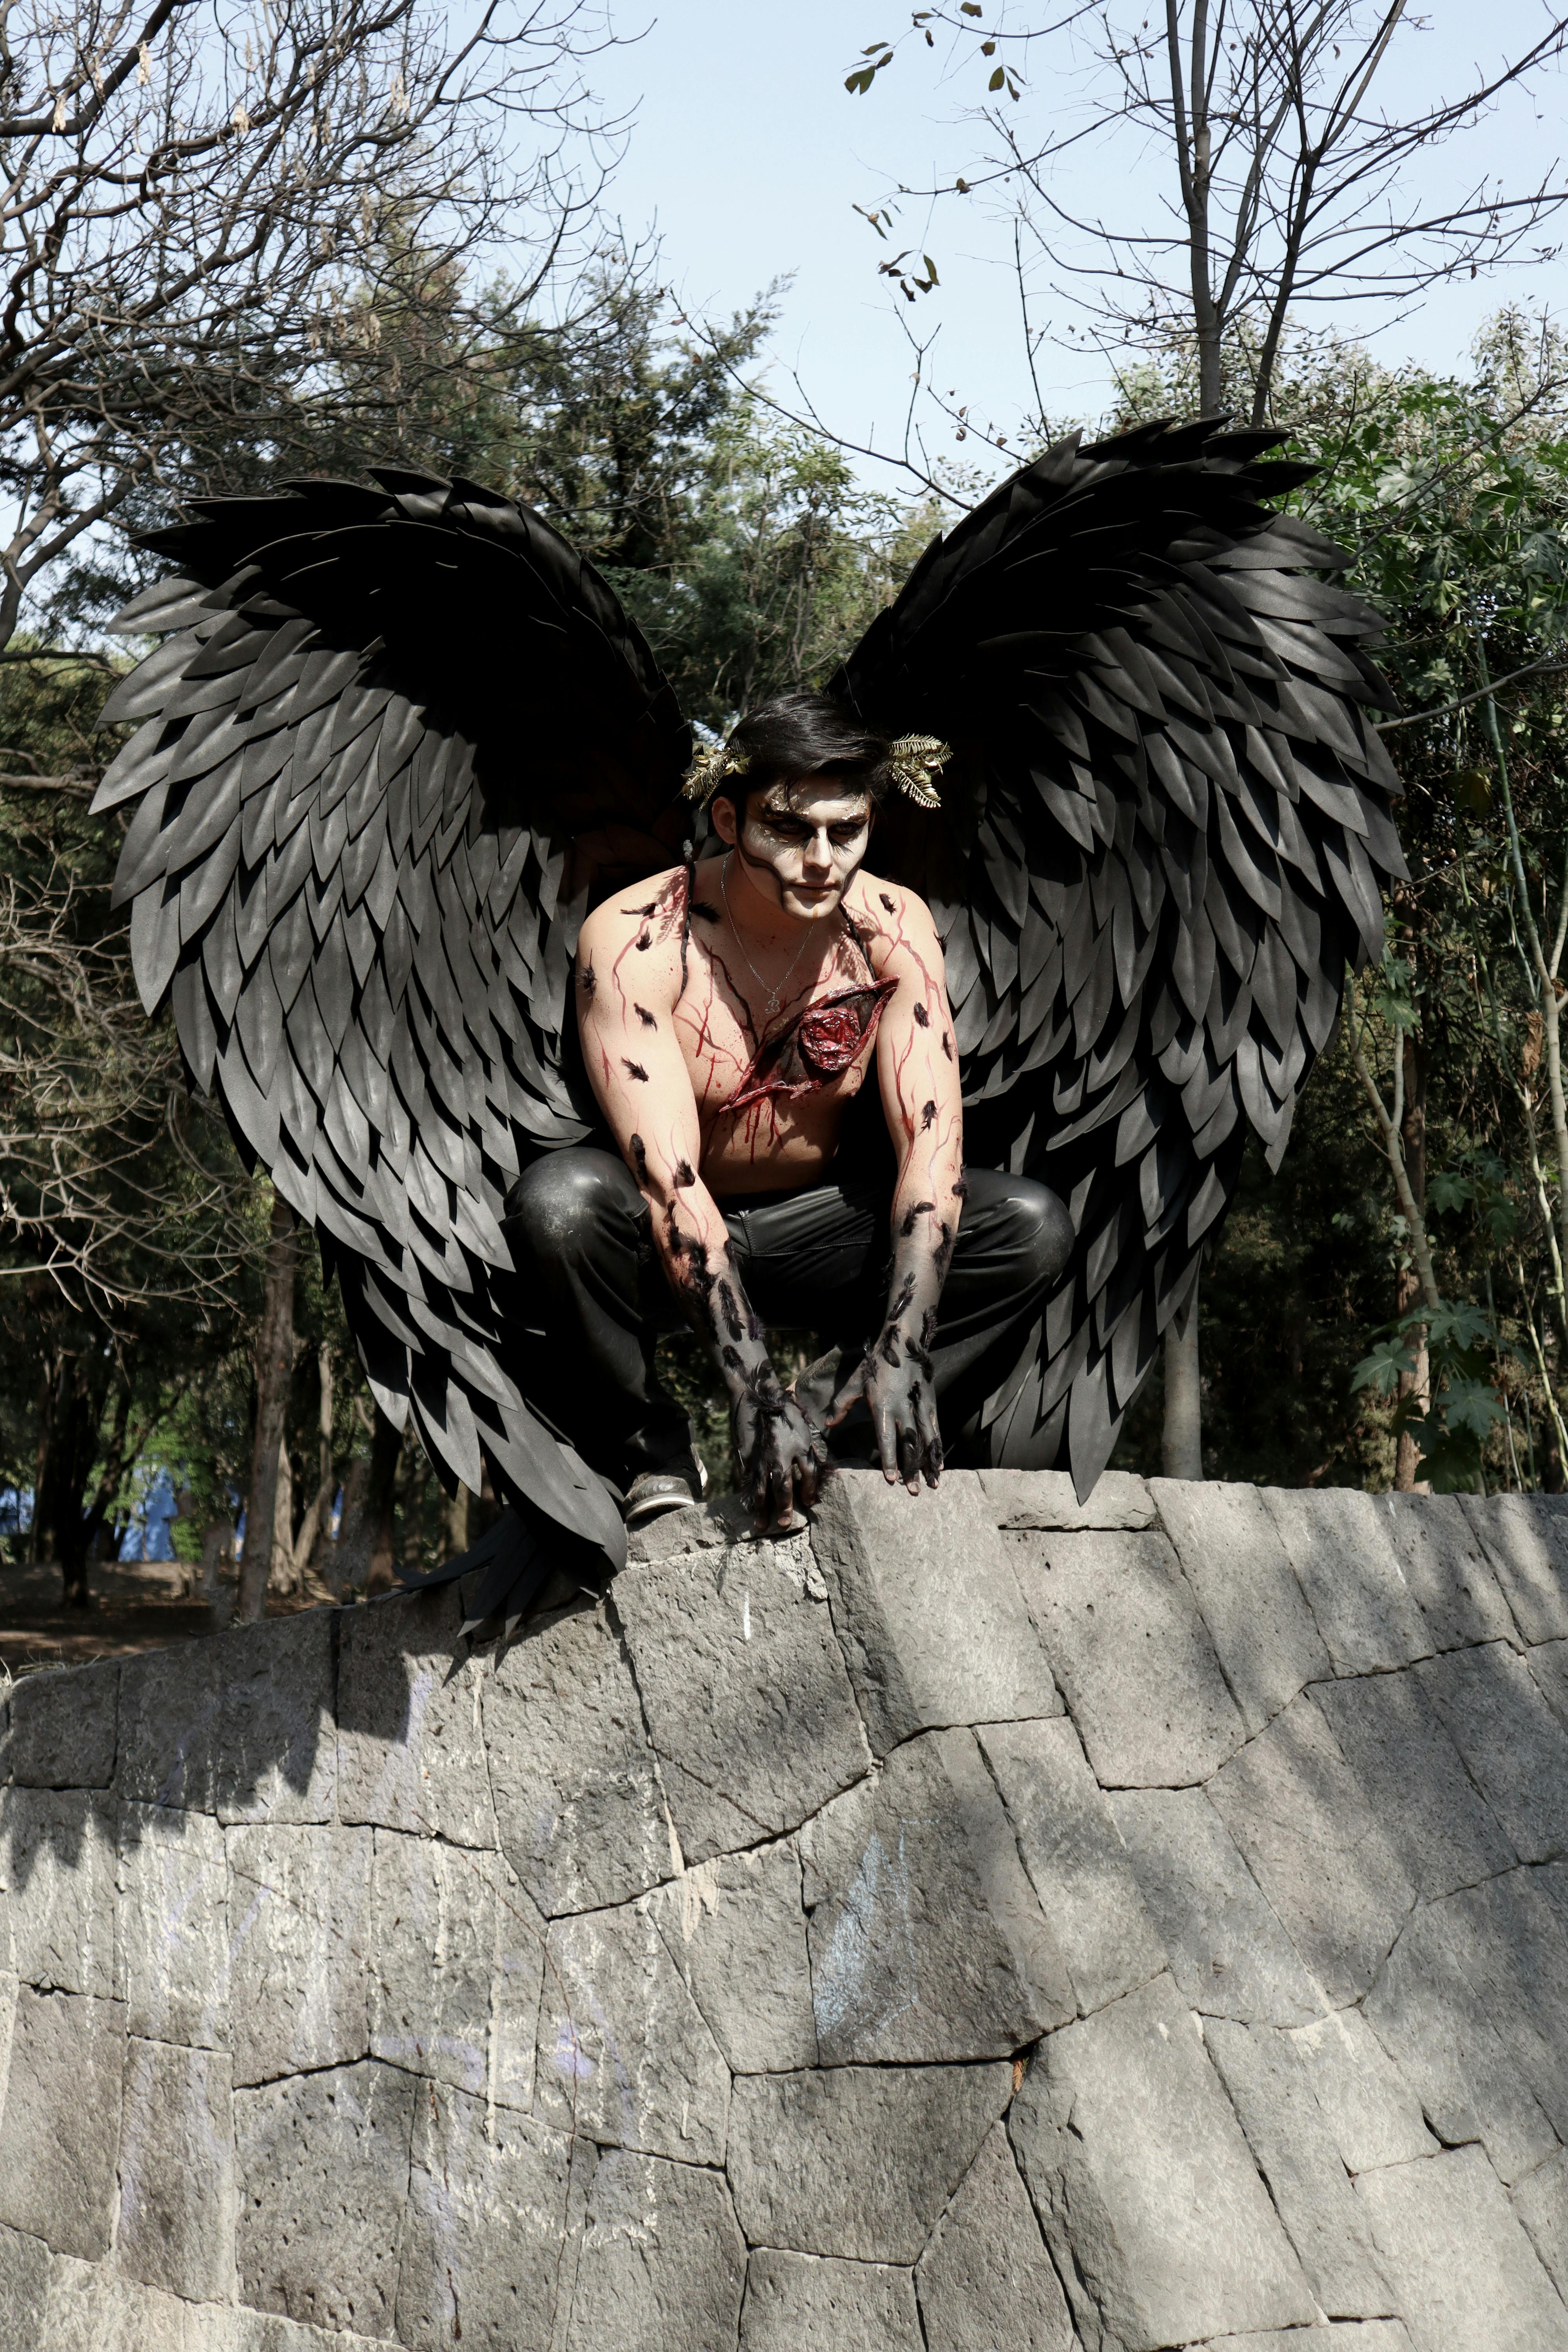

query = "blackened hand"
[826,1351,943,1495]
[733,1383,832,1531]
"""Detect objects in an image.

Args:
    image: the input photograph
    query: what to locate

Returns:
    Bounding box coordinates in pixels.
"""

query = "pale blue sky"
[590,2,1568,493]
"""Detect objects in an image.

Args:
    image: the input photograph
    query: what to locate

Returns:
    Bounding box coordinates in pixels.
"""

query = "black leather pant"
[501,1150,1073,1490]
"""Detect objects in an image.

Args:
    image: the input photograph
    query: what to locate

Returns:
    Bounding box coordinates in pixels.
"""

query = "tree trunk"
[288,1341,338,1595]
[336,1403,403,1596]
[1162,1278,1204,1479]
[238,1192,298,1623]
[444,1481,470,1561]
[1394,1029,1430,1493]
[400,1430,429,1581]
[37,1357,116,1609]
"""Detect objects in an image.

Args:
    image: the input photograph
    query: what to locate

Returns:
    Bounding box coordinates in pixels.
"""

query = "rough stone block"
[980,1468,1155,1530]
[1204,2017,1391,2317]
[394,2083,570,2351]
[35,2261,200,2352]
[9,1660,118,1788]
[1379,1491,1517,1650]
[119,1641,221,1811]
[234,2059,416,2338]
[563,2149,746,2352]
[1208,1692,1416,2006]
[213,1612,335,1825]
[535,1898,730,2164]
[1110,1788,1321,2025]
[1190,2331,1413,2352]
[1150,1479,1331,1731]
[1008,1973,1315,2350]
[612,1531,870,1861]
[337,1586,497,1850]
[1259,1486,1432,1674]
[913,2123,1074,2352]
[226,2311,396,2352]
[1462,1492,1568,1644]
[801,1726,1073,2063]
[116,2038,236,2303]
[5,1786,116,1995]
[648,1840,817,2073]
[1285,2007,1436,2174]
[483,1598,672,1917]
[369,1828,541,2108]
[1363,1873,1568,2186]
[0,1987,125,2260]
[739,2249,922,2350]
[1530,1636,1568,1735]
[227,1823,372,2085]
[1418,1641,1568,1863]
[1013,1527,1244,1787]
[0,2221,49,2348]
[809,1471,1061,1754]
[1357,2144,1568,2351]
[1513,2146,1568,2304]
[728,2063,1012,2263]
[1312,1670,1516,1897]
[978,1717,1165,2017]
[118,1801,229,2047]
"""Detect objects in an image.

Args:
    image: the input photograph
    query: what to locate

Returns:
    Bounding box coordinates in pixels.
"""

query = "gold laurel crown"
[681,732,951,809]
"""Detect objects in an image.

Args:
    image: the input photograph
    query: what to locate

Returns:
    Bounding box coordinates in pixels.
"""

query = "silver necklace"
[721,853,816,1021]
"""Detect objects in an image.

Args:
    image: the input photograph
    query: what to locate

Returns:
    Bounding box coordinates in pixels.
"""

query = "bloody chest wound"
[721,981,898,1114]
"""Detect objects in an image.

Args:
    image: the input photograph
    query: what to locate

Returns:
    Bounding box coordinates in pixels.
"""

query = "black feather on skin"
[912,1002,930,1027]
[621,1058,649,1082]
[634,1004,657,1028]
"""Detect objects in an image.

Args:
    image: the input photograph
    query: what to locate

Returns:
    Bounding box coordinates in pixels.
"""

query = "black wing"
[832,417,1404,1493]
[95,469,691,1577]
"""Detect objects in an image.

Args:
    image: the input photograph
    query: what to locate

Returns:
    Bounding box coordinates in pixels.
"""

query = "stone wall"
[3,1469,1568,2351]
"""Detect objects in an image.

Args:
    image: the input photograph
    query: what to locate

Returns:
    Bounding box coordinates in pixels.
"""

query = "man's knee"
[995,1176,1074,1289]
[505,1150,631,1263]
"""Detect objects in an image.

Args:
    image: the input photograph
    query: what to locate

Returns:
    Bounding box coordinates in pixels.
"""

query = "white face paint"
[713,778,873,924]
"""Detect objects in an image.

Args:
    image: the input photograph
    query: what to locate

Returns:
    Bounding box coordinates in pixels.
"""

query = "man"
[505,692,1072,1530]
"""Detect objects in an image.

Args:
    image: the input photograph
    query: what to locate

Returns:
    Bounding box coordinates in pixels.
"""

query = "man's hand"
[733,1372,834,1531]
[827,1345,944,1495]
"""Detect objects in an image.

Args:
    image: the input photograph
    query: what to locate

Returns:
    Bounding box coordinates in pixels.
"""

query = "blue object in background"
[117,1466,177,1563]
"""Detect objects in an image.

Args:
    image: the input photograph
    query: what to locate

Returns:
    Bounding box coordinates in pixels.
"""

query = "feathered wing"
[94,470,692,1583]
[831,417,1405,1494]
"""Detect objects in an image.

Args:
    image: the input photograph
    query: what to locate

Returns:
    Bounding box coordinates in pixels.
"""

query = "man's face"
[715,777,873,923]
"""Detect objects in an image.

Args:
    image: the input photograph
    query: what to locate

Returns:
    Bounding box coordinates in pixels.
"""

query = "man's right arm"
[574,896,830,1526]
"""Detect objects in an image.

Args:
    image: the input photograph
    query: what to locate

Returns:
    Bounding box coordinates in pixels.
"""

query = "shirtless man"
[504,692,1071,1531]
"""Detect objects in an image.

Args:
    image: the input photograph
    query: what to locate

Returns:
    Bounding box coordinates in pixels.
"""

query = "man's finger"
[897,1417,920,1494]
[875,1402,900,1484]
[822,1373,864,1430]
[919,1401,944,1488]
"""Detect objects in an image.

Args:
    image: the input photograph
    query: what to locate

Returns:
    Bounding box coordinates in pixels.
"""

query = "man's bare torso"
[579,858,940,1196]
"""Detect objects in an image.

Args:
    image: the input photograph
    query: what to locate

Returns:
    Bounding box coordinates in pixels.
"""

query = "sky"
[587,1,1568,495]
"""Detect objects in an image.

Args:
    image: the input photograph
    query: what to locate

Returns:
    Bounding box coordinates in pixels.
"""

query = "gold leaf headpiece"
[681,730,950,810]
[887,734,951,811]
[682,740,751,804]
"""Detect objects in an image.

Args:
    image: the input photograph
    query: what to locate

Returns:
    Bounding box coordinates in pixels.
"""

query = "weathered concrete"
[0,1470,1561,2352]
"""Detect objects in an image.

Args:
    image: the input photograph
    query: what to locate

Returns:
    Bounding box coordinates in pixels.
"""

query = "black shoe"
[622,1466,702,1530]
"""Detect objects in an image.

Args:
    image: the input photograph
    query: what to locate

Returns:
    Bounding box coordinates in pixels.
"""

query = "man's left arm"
[827,889,964,1490]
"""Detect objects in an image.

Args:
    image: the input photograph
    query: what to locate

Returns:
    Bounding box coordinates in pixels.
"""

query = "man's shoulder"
[576,866,689,969]
[849,869,940,948]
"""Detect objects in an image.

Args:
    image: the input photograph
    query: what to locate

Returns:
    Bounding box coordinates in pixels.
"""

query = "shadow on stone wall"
[2,1468,1568,2348]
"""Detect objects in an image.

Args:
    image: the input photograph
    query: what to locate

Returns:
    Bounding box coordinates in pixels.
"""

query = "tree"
[0,0,619,658]
[842,4,1568,430]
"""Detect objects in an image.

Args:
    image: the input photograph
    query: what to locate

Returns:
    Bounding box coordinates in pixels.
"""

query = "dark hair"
[715,691,892,817]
